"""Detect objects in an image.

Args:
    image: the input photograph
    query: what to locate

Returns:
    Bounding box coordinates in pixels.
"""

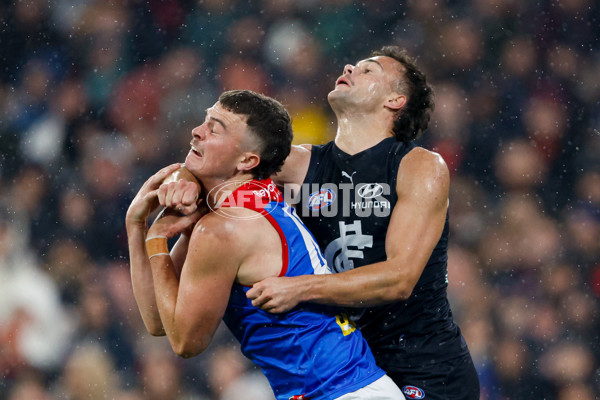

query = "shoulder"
[291,144,313,166]
[273,144,313,186]
[193,208,263,238]
[185,209,268,268]
[397,147,449,198]
[401,147,448,173]
[191,208,277,247]
[187,208,282,282]
[298,143,313,152]
[190,211,256,251]
[289,143,313,157]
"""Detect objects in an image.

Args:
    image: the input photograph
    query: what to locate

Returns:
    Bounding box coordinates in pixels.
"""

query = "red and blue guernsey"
[218,179,385,400]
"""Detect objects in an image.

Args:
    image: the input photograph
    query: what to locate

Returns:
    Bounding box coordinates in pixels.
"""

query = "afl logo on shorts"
[307,188,335,210]
[402,385,425,399]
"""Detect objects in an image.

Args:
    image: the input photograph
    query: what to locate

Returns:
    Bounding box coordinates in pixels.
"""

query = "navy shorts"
[387,353,480,400]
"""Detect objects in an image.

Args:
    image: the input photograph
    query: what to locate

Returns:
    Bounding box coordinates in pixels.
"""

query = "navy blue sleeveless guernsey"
[295,138,470,372]
[220,179,384,400]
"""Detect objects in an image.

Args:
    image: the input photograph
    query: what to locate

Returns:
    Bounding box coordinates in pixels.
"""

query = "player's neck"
[333,111,393,155]
[201,173,255,209]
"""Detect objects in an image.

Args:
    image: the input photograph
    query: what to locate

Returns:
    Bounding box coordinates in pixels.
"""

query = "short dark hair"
[370,46,435,143]
[218,90,293,180]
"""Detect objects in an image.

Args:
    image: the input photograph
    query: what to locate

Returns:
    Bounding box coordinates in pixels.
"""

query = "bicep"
[385,150,449,283]
[385,191,447,260]
[174,228,240,348]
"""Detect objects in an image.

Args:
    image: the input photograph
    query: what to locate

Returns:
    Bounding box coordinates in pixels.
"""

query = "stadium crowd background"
[0,0,599,399]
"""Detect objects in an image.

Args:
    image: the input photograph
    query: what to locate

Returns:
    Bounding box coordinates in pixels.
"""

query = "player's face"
[185,102,254,182]
[328,56,403,111]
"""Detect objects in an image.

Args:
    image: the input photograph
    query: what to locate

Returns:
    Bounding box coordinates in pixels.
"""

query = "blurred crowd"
[0,0,599,399]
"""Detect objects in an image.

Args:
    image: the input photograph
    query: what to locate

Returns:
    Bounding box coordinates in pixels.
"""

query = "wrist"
[145,236,169,259]
[296,275,315,303]
[126,217,147,230]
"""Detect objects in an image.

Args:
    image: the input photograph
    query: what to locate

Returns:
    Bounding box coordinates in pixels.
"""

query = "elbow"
[392,285,413,301]
[387,277,415,301]
[171,338,209,359]
[149,328,166,337]
[144,321,166,337]
[384,261,419,301]
[166,324,215,358]
[174,348,200,359]
[172,343,205,359]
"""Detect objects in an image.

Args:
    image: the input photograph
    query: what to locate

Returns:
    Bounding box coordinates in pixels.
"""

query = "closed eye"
[356,58,384,73]
[207,121,221,135]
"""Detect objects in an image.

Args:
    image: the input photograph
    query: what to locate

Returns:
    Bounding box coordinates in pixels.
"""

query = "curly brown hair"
[371,46,435,143]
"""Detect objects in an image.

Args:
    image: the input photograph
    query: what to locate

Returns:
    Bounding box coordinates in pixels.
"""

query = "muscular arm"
[248,148,449,311]
[147,214,241,358]
[127,219,167,334]
[127,164,205,335]
[128,224,190,336]
[126,164,181,335]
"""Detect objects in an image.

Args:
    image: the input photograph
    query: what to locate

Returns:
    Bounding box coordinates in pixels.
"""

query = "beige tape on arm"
[145,236,169,259]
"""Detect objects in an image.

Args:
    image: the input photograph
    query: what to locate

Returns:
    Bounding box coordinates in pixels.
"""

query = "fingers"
[150,207,203,239]
[157,184,168,208]
[171,180,196,206]
[144,188,160,203]
[246,284,261,301]
[126,164,181,224]
[181,184,199,206]
[158,180,200,212]
[247,286,267,307]
[246,286,289,313]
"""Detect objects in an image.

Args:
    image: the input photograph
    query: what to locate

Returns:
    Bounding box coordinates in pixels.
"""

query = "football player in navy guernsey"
[125,90,405,400]
[247,46,481,400]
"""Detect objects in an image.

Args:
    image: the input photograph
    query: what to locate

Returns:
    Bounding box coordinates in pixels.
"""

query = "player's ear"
[237,152,260,172]
[385,93,406,111]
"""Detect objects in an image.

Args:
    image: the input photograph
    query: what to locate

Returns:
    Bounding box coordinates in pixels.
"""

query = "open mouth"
[190,145,202,157]
[336,77,350,86]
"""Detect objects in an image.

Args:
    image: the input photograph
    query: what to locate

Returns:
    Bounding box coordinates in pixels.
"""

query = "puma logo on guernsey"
[341,170,357,184]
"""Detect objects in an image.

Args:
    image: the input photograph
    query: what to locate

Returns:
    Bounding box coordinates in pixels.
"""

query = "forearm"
[149,254,180,328]
[149,254,196,356]
[300,260,414,307]
[126,220,165,335]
